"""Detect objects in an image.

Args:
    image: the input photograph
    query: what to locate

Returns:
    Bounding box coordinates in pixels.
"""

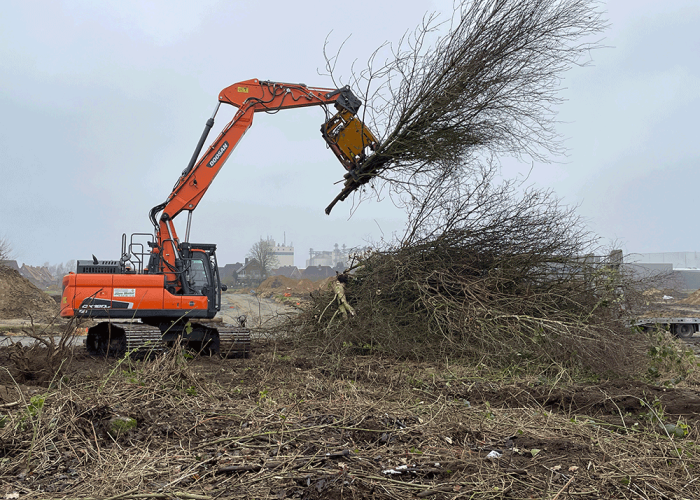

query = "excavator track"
[124,323,168,358]
[217,326,252,358]
[86,321,251,359]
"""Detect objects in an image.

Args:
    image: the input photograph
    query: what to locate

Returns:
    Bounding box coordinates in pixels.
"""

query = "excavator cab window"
[186,252,211,295]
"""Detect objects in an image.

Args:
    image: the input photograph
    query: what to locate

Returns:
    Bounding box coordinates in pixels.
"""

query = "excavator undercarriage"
[86,319,251,359]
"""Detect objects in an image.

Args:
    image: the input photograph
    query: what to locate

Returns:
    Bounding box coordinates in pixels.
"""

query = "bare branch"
[324,0,607,210]
[0,236,13,263]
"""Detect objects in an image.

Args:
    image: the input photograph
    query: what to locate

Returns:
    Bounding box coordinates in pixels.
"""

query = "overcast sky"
[2,0,699,268]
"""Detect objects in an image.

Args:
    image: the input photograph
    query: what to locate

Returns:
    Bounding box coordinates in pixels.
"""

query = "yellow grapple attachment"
[321,108,379,171]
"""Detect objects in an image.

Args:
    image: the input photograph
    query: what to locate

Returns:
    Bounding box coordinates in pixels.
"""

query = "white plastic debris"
[444,437,453,445]
[486,450,502,459]
[663,295,674,300]
[382,465,408,475]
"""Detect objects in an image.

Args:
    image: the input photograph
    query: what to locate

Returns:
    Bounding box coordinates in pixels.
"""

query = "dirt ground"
[1,335,700,499]
[1,279,700,498]
[220,291,299,329]
[256,276,333,300]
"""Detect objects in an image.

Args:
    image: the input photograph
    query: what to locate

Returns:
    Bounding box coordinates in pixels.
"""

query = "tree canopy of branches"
[247,239,279,279]
[291,1,661,378]
[325,0,606,211]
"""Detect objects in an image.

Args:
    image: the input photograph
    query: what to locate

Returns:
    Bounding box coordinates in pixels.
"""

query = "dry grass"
[1,340,699,499]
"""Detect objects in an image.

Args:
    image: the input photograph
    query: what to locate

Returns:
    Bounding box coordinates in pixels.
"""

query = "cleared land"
[1,339,700,499]
[1,272,700,499]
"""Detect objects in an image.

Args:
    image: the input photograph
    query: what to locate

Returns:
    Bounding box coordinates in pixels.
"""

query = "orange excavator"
[60,79,381,358]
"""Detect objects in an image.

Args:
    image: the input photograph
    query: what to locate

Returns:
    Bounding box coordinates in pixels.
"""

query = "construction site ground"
[218,290,300,330]
[2,334,700,499]
[2,272,700,498]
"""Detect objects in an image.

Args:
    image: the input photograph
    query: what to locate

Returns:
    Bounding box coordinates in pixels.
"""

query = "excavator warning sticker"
[238,86,249,93]
[114,288,136,297]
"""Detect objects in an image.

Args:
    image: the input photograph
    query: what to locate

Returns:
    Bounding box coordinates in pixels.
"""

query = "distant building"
[302,265,336,281]
[271,266,302,279]
[630,252,700,269]
[270,240,294,267]
[219,262,243,286]
[625,252,700,290]
[238,258,264,282]
[307,243,351,268]
[21,264,55,288]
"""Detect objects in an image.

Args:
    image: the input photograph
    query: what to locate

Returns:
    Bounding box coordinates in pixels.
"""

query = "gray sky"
[1,0,699,268]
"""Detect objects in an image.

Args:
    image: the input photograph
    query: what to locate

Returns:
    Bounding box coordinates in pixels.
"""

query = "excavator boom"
[60,78,381,359]
[149,79,379,288]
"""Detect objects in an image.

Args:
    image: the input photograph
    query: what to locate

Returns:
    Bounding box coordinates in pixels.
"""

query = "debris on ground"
[0,340,698,499]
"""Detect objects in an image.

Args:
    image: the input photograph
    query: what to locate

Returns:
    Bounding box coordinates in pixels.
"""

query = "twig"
[100,487,140,500]
[551,474,575,500]
[91,421,101,460]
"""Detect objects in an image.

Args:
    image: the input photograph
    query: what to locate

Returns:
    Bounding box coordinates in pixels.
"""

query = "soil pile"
[681,289,700,305]
[0,265,58,321]
[256,275,333,298]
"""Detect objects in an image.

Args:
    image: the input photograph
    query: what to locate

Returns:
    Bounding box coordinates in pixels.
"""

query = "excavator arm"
[148,79,380,287]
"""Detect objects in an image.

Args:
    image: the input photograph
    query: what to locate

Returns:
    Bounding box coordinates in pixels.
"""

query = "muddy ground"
[1,284,700,499]
[1,333,700,499]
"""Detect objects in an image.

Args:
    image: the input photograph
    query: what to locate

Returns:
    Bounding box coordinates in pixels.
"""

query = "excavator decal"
[78,298,133,312]
[207,142,229,168]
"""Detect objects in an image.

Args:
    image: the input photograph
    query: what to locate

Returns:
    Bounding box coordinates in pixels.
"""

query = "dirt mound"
[0,265,59,321]
[681,289,700,305]
[257,275,333,298]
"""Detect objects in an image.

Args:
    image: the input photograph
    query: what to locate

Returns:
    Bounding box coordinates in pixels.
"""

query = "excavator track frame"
[86,321,251,359]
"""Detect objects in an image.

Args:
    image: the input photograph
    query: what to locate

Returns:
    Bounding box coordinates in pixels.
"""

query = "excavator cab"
[179,242,223,317]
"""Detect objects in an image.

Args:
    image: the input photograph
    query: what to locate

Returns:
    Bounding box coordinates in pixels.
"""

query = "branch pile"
[305,171,649,376]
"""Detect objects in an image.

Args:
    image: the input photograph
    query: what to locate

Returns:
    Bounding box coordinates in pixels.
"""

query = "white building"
[271,240,294,267]
[306,243,350,268]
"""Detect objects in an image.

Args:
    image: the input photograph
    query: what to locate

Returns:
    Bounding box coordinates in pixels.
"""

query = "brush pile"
[299,248,649,375]
[304,167,651,376]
